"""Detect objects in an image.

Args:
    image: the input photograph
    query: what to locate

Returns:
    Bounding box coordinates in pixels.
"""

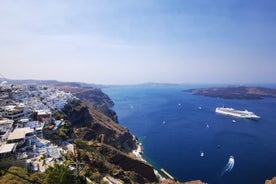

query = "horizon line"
[1,77,276,87]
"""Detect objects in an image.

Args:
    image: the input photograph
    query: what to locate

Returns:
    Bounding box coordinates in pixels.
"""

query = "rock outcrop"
[57,86,118,122]
[100,144,158,183]
[265,177,276,184]
[63,100,137,153]
[62,100,93,128]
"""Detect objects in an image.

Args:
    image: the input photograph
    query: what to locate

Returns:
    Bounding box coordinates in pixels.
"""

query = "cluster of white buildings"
[0,81,76,173]
[0,82,77,122]
[11,84,76,111]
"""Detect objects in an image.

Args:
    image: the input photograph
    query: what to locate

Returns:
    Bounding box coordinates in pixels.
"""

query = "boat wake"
[221,156,234,176]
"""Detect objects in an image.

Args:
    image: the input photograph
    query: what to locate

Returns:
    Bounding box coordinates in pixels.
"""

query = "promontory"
[185,86,276,100]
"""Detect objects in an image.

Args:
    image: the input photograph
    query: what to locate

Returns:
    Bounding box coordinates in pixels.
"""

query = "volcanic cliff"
[52,85,158,183]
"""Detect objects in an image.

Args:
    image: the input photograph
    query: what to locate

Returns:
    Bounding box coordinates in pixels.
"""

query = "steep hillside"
[57,85,118,122]
[54,87,158,183]
[63,100,137,153]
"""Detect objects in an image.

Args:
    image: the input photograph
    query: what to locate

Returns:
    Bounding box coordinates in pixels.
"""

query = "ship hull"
[216,107,260,119]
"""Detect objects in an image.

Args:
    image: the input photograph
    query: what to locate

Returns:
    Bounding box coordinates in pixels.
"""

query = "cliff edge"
[57,85,118,122]
[52,84,158,183]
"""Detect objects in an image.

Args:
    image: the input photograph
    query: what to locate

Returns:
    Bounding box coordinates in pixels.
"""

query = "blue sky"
[0,0,275,84]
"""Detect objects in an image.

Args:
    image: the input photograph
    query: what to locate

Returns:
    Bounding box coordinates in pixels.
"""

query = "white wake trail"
[221,156,235,176]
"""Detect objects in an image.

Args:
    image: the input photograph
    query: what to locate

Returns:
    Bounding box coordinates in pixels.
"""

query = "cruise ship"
[215,107,260,119]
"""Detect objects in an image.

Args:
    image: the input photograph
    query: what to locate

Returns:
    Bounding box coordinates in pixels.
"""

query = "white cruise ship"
[216,107,260,119]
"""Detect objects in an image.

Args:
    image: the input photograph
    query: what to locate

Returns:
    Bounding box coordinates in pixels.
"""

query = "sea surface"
[103,85,276,184]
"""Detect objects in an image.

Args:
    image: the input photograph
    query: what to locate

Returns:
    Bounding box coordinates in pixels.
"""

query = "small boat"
[200,151,204,157]
[232,120,236,123]
[206,124,209,128]
[198,106,202,110]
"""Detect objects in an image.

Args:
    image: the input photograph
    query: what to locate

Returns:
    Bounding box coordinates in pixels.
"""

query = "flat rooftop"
[0,118,13,125]
[1,105,23,112]
[7,127,34,141]
[0,143,16,154]
[35,110,51,115]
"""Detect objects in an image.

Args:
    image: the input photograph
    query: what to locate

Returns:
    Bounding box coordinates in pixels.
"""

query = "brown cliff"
[57,85,118,122]
[58,94,158,182]
[62,100,137,153]
[100,144,158,183]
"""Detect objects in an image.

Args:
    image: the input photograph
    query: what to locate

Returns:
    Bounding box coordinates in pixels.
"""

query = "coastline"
[131,138,208,184]
[132,136,166,182]
[102,85,276,183]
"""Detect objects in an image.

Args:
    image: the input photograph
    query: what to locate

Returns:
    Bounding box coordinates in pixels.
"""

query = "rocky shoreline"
[52,83,276,184]
[131,138,167,182]
[65,84,180,183]
[62,84,207,183]
[55,84,159,182]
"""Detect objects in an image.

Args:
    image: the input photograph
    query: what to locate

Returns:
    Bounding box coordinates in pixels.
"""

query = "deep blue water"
[103,85,276,184]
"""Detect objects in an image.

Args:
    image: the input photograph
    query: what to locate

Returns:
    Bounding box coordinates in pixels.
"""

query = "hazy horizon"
[1,1,276,85]
[2,77,276,87]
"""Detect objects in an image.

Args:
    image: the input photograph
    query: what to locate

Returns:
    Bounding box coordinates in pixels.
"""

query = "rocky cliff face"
[56,85,158,182]
[100,144,158,183]
[63,100,137,153]
[62,100,93,128]
[57,86,118,122]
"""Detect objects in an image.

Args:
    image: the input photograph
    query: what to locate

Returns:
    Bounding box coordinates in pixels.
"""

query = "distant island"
[185,86,276,100]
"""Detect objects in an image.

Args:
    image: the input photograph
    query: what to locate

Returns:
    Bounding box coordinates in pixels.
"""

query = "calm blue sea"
[103,85,276,184]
